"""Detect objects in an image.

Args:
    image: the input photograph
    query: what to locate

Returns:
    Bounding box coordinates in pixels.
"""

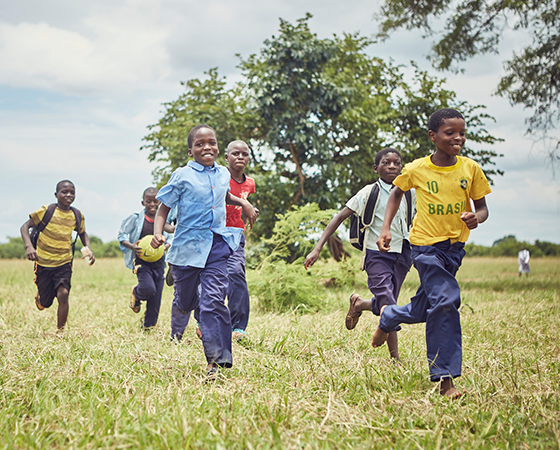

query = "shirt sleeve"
[469,162,492,200]
[393,163,414,192]
[156,170,182,209]
[79,212,86,234]
[117,213,138,243]
[29,205,48,226]
[345,185,371,216]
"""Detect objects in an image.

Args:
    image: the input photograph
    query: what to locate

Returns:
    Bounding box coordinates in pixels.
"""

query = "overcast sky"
[1,0,558,247]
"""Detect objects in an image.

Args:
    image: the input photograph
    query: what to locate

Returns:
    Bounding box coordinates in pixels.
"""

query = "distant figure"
[518,246,530,277]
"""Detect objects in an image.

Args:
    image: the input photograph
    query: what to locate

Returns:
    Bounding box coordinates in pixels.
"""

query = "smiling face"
[188,127,219,167]
[225,141,250,172]
[429,117,466,163]
[142,189,160,217]
[55,181,75,210]
[374,151,402,184]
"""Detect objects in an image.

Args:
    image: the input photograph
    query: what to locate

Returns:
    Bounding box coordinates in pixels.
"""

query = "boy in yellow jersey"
[374,108,491,398]
[20,180,95,331]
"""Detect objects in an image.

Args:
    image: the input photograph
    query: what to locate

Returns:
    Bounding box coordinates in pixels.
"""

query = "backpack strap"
[69,207,82,256]
[30,203,58,248]
[359,181,381,270]
[404,190,413,230]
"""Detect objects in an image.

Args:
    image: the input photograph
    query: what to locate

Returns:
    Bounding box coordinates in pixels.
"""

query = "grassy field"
[0,257,559,449]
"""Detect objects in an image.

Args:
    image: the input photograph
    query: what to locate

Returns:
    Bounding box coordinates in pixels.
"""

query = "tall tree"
[143,15,503,245]
[142,68,257,184]
[376,0,560,168]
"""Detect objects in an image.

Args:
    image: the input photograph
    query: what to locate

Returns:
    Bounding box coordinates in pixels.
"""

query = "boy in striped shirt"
[20,180,95,332]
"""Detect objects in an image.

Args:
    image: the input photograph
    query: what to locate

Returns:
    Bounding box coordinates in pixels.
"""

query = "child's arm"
[226,192,259,228]
[304,207,354,270]
[151,204,171,249]
[376,187,405,252]
[20,218,38,261]
[461,197,489,230]
[79,231,96,265]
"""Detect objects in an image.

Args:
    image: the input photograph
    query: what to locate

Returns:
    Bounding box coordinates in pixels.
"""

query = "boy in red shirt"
[224,140,257,341]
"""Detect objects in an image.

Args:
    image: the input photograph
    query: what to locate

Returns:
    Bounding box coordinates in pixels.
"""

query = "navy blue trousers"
[134,262,164,328]
[364,243,412,316]
[170,234,233,367]
[379,240,465,382]
[227,234,250,331]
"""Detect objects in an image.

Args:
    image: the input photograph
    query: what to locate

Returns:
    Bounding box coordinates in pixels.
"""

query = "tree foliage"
[376,0,560,166]
[143,15,503,239]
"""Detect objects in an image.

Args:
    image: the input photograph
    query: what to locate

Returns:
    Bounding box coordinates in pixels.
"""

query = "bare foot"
[371,327,388,347]
[440,377,464,399]
[371,305,388,348]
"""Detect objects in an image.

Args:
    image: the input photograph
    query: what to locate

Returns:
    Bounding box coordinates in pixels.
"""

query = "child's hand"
[304,249,320,270]
[243,203,259,229]
[376,231,392,252]
[151,234,166,249]
[81,246,95,265]
[132,242,143,258]
[26,245,38,262]
[460,212,479,230]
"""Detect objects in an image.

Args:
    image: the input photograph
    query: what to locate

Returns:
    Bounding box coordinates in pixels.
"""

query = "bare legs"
[348,296,399,361]
[56,285,69,331]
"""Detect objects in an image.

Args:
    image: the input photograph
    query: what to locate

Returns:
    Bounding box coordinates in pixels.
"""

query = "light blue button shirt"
[117,208,172,270]
[157,161,242,268]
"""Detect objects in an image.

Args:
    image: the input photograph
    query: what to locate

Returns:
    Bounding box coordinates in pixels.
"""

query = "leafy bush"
[0,236,121,259]
[0,237,26,259]
[248,259,324,313]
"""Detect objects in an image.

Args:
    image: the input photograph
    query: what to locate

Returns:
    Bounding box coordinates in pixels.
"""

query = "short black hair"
[187,124,216,148]
[56,180,75,192]
[142,187,158,199]
[428,108,464,132]
[375,148,402,166]
[226,140,249,154]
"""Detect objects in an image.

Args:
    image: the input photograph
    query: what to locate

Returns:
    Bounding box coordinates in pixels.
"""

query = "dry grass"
[0,257,559,449]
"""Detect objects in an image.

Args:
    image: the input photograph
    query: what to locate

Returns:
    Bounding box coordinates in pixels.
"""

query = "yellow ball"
[137,235,165,262]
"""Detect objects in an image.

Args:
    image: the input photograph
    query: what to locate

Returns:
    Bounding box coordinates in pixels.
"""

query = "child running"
[374,108,491,398]
[20,180,95,332]
[224,140,257,342]
[304,148,414,361]
[118,187,174,330]
[151,124,258,379]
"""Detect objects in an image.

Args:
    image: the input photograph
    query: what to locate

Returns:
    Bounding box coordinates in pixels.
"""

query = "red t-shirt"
[226,175,256,229]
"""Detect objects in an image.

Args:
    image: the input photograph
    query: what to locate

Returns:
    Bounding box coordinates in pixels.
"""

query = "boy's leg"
[56,285,69,330]
[51,263,73,331]
[346,250,399,330]
[411,243,464,382]
[198,235,233,368]
[227,235,250,333]
[143,264,165,329]
[170,264,202,340]
[34,264,56,310]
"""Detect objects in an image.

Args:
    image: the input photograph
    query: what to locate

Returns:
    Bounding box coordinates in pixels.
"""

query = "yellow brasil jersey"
[394,156,491,246]
[30,205,86,267]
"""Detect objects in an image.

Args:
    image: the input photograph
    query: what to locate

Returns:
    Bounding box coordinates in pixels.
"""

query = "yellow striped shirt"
[30,205,86,267]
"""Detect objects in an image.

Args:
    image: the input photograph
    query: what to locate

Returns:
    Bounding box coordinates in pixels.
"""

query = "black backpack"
[349,182,413,251]
[30,203,82,254]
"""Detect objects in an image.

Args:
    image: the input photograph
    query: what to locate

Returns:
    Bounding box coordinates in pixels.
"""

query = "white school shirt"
[346,179,415,253]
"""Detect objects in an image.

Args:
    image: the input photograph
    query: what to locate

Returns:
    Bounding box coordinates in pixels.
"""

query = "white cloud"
[0,12,170,95]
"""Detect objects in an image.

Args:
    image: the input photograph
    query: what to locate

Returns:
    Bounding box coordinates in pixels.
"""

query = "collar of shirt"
[188,160,216,172]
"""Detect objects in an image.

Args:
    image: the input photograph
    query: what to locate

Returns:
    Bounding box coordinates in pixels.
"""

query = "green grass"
[0,257,559,449]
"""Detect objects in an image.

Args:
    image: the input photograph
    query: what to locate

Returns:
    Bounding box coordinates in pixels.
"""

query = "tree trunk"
[327,234,349,262]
